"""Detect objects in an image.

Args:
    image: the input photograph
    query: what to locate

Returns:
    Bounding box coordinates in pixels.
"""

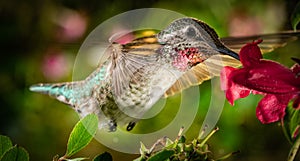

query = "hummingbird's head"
[157,17,239,71]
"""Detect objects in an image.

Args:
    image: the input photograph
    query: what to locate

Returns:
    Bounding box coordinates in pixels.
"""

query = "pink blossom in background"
[42,49,70,81]
[54,9,88,42]
[221,40,300,124]
[228,10,263,36]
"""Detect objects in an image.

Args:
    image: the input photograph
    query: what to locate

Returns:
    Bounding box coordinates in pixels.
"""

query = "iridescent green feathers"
[29,82,77,106]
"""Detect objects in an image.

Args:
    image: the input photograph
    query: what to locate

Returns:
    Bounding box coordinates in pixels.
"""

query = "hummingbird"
[30,17,300,132]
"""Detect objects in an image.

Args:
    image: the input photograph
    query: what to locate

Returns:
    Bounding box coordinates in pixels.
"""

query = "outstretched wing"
[221,30,300,53]
[110,42,159,97]
[164,55,240,97]
[108,30,161,96]
[164,30,300,97]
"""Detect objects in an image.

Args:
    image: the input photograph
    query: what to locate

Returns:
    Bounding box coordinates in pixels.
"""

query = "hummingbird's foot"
[126,122,136,131]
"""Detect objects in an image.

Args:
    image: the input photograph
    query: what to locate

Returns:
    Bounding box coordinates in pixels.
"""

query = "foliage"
[134,128,237,161]
[0,135,29,161]
[291,1,300,30]
[283,105,300,161]
[54,115,235,160]
[56,114,98,161]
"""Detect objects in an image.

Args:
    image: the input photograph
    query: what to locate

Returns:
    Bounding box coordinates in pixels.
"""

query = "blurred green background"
[1,0,300,160]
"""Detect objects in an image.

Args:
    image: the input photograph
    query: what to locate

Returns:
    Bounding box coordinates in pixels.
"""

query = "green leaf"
[290,108,300,139]
[139,142,149,156]
[291,1,300,30]
[178,135,186,144]
[283,105,300,142]
[0,146,29,161]
[93,152,113,161]
[147,149,175,161]
[66,114,98,157]
[165,138,174,148]
[0,135,13,158]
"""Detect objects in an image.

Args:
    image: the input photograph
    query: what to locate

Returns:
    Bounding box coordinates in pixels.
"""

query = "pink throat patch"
[172,47,202,71]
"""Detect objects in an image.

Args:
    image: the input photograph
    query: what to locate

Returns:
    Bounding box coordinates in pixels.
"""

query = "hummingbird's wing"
[110,45,159,97]
[221,31,300,53]
[109,36,163,109]
[109,32,161,95]
[164,55,240,97]
[164,31,300,97]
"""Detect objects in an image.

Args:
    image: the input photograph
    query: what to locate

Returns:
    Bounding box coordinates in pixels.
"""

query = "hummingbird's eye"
[186,27,196,38]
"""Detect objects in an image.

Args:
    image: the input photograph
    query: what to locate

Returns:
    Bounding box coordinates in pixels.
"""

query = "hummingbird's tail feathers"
[29,82,77,106]
[29,84,53,95]
[221,30,300,54]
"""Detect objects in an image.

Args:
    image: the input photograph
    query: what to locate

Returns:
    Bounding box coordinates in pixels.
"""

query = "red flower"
[220,40,300,124]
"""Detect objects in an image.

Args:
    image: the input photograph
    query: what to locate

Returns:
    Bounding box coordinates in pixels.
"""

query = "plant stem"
[288,136,300,161]
[199,127,219,147]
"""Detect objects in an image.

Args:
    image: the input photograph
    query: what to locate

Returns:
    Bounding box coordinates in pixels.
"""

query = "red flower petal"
[220,66,235,91]
[232,60,300,94]
[221,41,300,124]
[225,83,250,105]
[256,94,292,124]
[239,40,263,68]
[220,66,250,105]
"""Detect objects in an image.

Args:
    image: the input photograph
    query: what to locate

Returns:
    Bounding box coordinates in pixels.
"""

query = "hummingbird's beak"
[217,47,240,60]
